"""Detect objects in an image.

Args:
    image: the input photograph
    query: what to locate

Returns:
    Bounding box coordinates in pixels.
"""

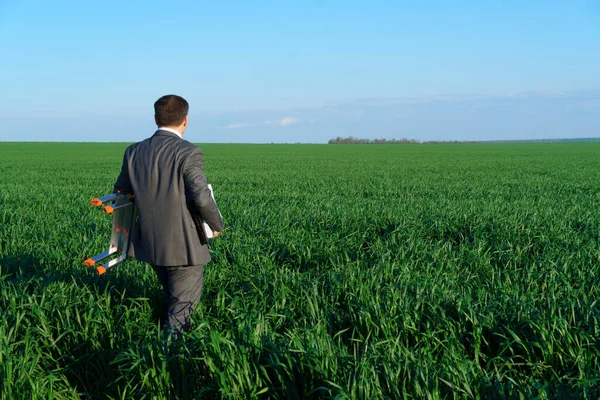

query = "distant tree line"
[328,137,420,144]
[327,136,458,144]
[328,136,600,144]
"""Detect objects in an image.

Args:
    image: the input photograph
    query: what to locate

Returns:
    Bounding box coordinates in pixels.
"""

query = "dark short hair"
[154,95,189,127]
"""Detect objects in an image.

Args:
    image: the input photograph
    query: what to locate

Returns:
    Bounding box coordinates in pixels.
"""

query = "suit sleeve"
[113,148,133,194]
[183,147,224,232]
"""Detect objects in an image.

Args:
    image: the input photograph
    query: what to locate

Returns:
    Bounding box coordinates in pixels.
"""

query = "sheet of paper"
[202,184,221,239]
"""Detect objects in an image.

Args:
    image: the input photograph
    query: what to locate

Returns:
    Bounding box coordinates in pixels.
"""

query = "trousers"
[151,264,204,335]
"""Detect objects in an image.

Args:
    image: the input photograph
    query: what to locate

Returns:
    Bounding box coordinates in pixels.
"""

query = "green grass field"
[1,142,599,399]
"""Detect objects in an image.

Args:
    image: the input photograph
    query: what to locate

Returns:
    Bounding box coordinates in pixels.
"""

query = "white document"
[203,184,222,239]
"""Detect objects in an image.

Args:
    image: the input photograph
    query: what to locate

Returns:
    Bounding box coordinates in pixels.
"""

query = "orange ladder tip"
[97,266,107,275]
[103,205,114,214]
[90,198,103,206]
[84,258,95,267]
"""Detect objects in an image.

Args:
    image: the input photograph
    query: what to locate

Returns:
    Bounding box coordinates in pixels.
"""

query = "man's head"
[154,95,189,133]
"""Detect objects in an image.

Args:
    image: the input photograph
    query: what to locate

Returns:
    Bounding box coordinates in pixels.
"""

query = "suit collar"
[155,129,182,139]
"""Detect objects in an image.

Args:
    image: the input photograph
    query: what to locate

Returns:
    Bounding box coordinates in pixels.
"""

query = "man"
[113,94,223,336]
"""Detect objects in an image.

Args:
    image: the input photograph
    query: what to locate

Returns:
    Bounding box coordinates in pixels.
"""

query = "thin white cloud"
[226,123,253,129]
[280,117,298,126]
[264,117,299,127]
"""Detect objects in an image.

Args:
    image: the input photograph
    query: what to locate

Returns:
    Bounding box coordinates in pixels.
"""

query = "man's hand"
[212,231,221,238]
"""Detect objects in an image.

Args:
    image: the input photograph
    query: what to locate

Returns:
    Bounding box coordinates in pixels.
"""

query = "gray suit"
[114,129,223,333]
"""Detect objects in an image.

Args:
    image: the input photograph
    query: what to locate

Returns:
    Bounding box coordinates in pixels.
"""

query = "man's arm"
[183,147,224,233]
[113,149,133,194]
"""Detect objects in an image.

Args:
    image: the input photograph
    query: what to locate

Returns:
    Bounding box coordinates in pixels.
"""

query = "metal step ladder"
[84,192,136,275]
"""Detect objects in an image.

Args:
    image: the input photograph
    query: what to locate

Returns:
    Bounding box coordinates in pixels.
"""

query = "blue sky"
[0,0,598,142]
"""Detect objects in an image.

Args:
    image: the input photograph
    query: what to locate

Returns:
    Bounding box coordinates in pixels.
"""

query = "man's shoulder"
[124,134,201,158]
[123,138,148,154]
[178,138,203,155]
[124,141,140,154]
[127,132,172,149]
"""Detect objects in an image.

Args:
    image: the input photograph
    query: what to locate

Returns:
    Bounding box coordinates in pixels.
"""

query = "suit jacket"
[113,130,223,266]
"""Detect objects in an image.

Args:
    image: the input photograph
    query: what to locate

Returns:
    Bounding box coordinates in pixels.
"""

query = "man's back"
[115,130,222,267]
[115,94,222,335]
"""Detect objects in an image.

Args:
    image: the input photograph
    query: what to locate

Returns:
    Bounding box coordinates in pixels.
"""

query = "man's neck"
[158,126,183,138]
